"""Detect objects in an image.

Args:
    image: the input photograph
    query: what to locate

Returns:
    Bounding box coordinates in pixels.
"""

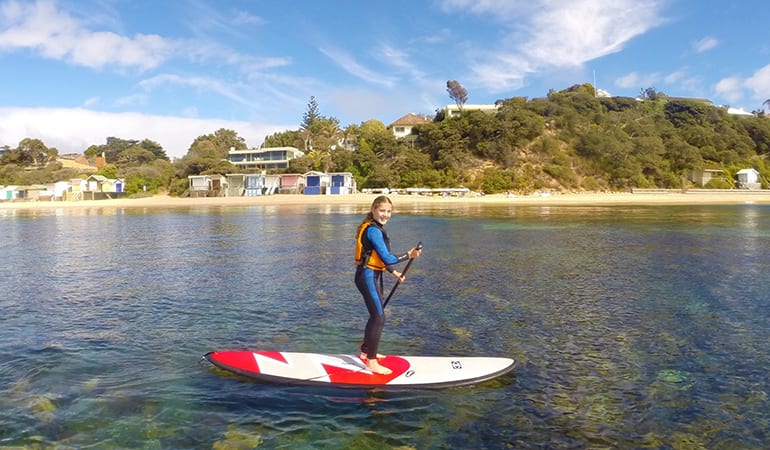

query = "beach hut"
[264,174,280,195]
[48,181,71,200]
[328,172,355,194]
[279,174,304,194]
[226,173,266,197]
[303,171,328,195]
[244,173,266,196]
[66,178,87,201]
[187,174,228,197]
[15,185,48,201]
[85,175,125,197]
[1,185,18,201]
[689,169,725,187]
[736,168,761,189]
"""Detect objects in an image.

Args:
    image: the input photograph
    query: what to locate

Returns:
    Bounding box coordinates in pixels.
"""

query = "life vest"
[355,221,389,271]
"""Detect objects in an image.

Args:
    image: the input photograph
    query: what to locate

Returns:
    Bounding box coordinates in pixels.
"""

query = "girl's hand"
[391,270,405,282]
[407,247,422,259]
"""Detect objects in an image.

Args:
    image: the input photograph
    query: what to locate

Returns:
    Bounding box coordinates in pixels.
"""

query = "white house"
[442,103,500,119]
[228,146,304,170]
[48,181,72,200]
[736,168,761,190]
[388,113,432,139]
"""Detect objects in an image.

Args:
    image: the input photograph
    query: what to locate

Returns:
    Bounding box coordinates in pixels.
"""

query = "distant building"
[690,169,725,187]
[228,146,304,170]
[727,107,754,117]
[441,103,500,119]
[188,174,228,197]
[329,172,356,195]
[278,173,304,194]
[303,171,328,195]
[226,173,268,196]
[388,113,432,139]
[737,168,761,190]
[85,175,124,194]
[595,88,612,98]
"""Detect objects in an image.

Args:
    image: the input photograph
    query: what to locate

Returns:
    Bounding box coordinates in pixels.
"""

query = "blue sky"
[1,0,768,159]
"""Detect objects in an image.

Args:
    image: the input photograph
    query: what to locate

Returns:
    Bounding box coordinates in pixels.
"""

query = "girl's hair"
[360,195,392,225]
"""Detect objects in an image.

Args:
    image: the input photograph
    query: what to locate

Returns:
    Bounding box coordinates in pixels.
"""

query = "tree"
[11,138,54,166]
[139,139,169,160]
[188,128,247,158]
[300,96,326,152]
[447,80,468,111]
[302,96,321,131]
[85,137,168,165]
[262,130,302,148]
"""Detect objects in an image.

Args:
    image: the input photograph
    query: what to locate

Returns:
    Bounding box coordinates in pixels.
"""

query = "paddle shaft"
[383,242,423,308]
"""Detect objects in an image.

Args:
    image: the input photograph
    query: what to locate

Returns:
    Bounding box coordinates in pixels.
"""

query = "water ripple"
[2,204,770,448]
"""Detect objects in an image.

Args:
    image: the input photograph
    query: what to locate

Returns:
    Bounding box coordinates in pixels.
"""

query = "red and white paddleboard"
[204,350,515,389]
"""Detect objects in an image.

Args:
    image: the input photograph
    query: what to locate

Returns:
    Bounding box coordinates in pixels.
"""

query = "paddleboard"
[204,350,515,389]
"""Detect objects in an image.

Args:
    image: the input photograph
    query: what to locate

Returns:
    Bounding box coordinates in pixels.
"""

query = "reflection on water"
[1,203,770,448]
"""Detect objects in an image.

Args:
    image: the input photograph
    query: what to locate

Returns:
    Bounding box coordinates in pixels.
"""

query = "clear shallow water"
[1,203,769,448]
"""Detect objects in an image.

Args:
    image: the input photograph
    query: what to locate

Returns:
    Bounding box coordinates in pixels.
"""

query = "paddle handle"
[383,242,423,308]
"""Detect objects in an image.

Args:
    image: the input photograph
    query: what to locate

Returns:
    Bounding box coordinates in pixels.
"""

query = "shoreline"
[3,191,770,211]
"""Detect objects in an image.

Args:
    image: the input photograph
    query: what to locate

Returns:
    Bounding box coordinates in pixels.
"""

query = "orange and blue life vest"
[355,220,403,271]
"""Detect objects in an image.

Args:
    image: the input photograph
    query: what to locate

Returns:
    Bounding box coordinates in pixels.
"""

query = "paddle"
[383,242,423,308]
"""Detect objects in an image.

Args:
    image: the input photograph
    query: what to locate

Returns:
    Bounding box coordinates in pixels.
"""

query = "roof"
[389,113,432,127]
[737,168,759,174]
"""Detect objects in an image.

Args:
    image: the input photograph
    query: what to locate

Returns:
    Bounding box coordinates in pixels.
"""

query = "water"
[1,203,770,449]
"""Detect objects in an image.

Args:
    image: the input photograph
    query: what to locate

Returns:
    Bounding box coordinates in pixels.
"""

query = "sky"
[1,0,769,160]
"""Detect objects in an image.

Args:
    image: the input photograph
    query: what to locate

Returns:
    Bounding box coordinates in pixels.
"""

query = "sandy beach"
[3,190,770,211]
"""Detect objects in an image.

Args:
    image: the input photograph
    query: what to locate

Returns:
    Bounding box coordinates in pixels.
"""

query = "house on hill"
[228,146,304,170]
[389,113,432,139]
[441,103,500,119]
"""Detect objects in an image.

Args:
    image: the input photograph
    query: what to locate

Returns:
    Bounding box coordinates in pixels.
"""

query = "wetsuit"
[355,220,408,359]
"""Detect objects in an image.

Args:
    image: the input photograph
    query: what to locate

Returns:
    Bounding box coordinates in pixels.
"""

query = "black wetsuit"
[355,221,407,359]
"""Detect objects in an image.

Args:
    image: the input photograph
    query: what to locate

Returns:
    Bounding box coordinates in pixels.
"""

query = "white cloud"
[379,44,421,77]
[714,65,770,107]
[437,0,530,18]
[471,54,532,93]
[714,77,744,104]
[663,70,685,84]
[138,73,258,109]
[693,36,718,53]
[232,11,265,26]
[522,1,663,67]
[420,28,451,45]
[0,107,291,158]
[0,0,177,71]
[745,64,770,100]
[113,93,148,108]
[83,96,100,107]
[615,71,659,90]
[320,46,396,87]
[440,0,667,93]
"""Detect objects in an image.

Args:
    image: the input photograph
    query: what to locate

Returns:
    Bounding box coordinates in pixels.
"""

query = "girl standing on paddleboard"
[354,195,421,375]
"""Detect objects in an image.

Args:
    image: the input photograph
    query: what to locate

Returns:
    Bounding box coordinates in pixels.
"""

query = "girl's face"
[371,201,393,225]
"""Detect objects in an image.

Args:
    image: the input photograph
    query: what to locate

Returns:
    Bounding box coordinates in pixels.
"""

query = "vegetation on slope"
[2,84,769,195]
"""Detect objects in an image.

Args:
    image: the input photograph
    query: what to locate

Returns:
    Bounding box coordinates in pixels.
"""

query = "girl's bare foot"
[365,360,392,375]
[359,352,386,361]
